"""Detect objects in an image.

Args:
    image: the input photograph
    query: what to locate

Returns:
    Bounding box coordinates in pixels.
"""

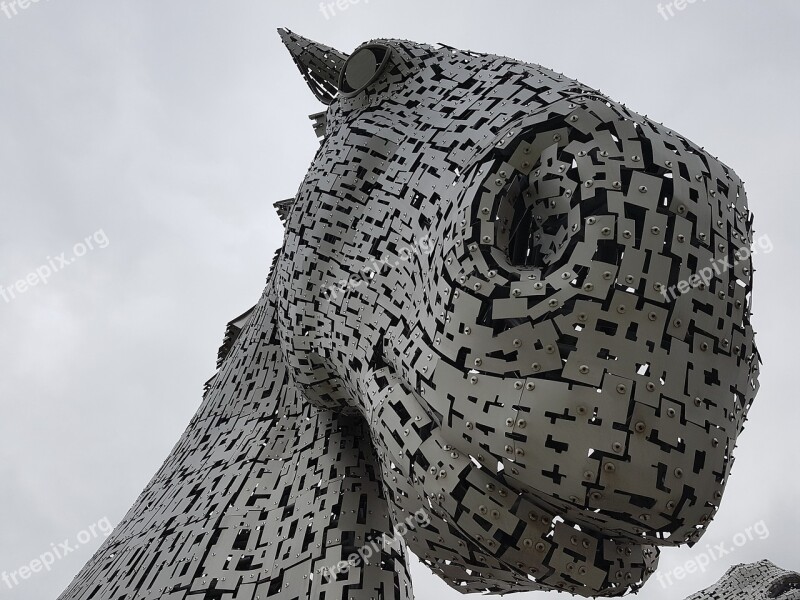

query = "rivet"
[634,421,646,433]
[579,365,590,374]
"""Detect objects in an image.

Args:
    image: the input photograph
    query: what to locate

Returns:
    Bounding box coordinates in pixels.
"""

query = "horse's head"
[275,30,760,595]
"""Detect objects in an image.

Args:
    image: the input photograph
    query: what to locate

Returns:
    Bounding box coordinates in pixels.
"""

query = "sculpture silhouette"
[685,561,800,600]
[59,31,760,599]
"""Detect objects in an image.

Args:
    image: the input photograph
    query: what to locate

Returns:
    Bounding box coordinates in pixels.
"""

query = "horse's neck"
[59,285,414,600]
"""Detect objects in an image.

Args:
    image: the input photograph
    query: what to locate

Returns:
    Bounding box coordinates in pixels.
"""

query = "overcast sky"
[0,1,798,599]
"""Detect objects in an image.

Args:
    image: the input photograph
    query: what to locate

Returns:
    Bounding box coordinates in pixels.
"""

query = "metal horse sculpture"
[59,31,760,599]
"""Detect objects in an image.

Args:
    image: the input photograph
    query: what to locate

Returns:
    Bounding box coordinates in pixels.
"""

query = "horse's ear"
[278,28,348,105]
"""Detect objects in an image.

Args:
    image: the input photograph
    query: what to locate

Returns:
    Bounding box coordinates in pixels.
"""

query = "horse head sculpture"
[59,31,760,600]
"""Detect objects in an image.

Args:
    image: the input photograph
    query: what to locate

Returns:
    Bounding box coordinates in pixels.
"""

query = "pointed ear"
[278,28,348,105]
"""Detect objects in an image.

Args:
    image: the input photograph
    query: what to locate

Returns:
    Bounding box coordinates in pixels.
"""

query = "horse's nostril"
[507,183,543,268]
[768,574,800,598]
[504,173,570,271]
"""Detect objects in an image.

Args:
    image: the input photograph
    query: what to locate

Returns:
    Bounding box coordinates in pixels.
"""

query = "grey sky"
[0,1,797,599]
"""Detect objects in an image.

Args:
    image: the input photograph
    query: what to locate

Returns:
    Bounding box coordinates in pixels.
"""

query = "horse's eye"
[338,44,392,97]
